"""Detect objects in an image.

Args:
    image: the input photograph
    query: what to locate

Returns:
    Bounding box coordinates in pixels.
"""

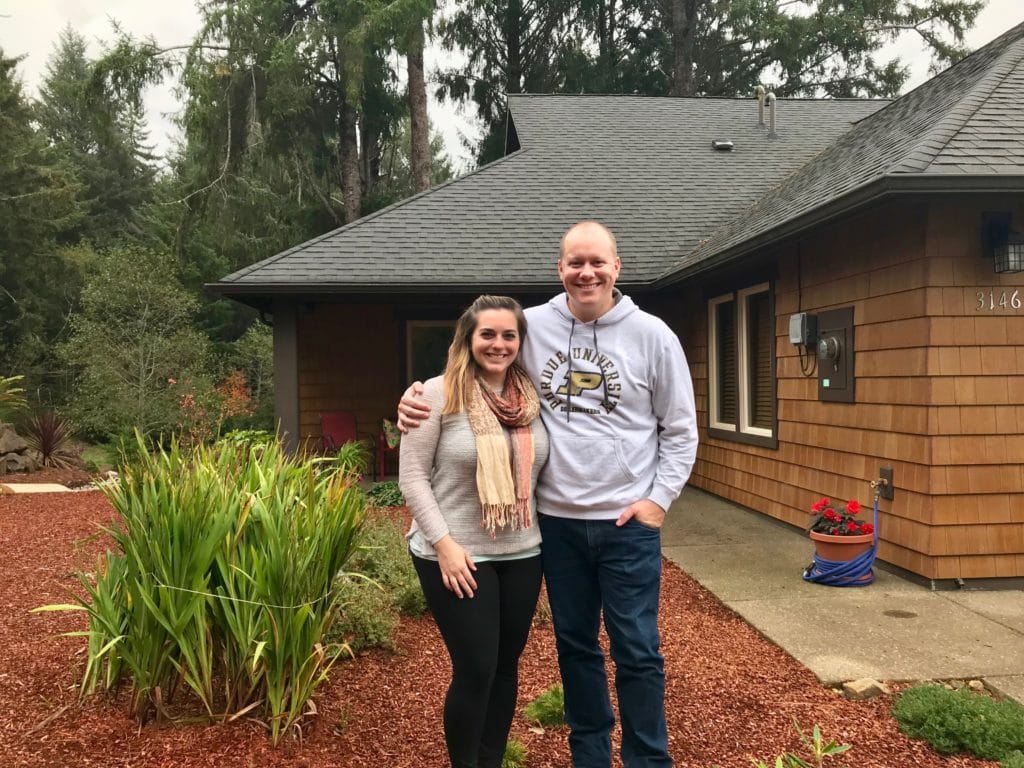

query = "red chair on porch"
[377,417,401,480]
[319,411,360,453]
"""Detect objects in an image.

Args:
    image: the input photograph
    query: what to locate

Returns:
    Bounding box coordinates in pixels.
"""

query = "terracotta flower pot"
[808,531,874,562]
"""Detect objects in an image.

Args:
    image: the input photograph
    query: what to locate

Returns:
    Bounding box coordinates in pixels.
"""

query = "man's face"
[558,224,621,321]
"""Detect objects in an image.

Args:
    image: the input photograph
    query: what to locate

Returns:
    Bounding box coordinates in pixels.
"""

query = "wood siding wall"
[663,197,1024,581]
[296,303,404,452]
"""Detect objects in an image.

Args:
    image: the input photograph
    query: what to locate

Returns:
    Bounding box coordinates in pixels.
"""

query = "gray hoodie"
[521,291,698,519]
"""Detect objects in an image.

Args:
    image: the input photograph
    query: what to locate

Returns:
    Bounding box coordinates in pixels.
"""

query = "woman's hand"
[434,535,478,598]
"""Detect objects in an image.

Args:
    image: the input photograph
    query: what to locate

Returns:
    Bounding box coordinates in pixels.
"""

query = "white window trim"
[707,294,735,432]
[737,283,773,439]
[708,283,773,439]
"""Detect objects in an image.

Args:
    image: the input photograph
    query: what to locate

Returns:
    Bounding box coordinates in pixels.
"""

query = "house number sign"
[975,289,1021,311]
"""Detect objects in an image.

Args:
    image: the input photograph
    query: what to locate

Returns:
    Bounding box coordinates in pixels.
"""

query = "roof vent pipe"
[756,85,766,128]
[766,91,778,139]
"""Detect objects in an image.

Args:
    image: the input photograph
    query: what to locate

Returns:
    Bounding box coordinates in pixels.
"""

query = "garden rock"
[843,678,890,700]
[0,425,28,455]
[1,451,38,473]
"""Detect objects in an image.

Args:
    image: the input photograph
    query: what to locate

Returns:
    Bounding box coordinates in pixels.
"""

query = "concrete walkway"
[661,487,1024,705]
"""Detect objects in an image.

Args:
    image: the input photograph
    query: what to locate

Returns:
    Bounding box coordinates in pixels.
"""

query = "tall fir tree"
[0,49,81,393]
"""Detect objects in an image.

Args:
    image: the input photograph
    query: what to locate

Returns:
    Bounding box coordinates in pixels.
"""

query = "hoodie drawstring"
[591,321,611,412]
[565,319,576,421]
[564,318,611,421]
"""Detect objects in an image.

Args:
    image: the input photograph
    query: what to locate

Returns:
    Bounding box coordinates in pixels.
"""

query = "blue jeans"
[539,514,671,768]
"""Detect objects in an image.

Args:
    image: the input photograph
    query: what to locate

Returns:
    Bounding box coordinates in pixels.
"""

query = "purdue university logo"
[539,348,622,415]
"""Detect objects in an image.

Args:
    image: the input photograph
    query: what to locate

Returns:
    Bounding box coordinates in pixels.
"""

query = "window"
[406,321,455,382]
[708,283,776,447]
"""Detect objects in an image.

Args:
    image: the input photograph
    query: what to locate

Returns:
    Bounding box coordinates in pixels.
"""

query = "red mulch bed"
[0,491,996,768]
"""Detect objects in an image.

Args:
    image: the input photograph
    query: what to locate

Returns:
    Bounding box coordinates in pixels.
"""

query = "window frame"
[707,282,778,449]
[405,320,456,383]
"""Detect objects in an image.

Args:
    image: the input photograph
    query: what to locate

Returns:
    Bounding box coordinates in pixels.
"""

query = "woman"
[399,295,549,768]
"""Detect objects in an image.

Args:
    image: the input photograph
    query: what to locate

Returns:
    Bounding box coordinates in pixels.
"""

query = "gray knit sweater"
[399,376,549,559]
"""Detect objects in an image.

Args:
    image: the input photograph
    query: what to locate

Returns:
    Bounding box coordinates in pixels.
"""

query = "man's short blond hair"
[559,220,618,260]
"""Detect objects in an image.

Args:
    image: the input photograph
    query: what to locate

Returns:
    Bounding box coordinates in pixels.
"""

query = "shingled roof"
[214,95,882,298]
[214,20,1024,300]
[663,20,1024,283]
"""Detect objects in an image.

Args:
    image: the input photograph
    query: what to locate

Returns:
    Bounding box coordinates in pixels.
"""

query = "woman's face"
[471,308,521,385]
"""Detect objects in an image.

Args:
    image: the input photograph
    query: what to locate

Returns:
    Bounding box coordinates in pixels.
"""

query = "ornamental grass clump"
[806,497,874,536]
[40,433,366,744]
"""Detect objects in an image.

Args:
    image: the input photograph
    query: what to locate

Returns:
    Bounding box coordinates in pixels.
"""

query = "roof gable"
[670,21,1024,276]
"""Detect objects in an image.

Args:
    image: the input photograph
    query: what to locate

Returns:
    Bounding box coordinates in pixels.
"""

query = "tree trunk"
[505,0,523,94]
[407,21,430,194]
[670,0,698,96]
[339,99,361,223]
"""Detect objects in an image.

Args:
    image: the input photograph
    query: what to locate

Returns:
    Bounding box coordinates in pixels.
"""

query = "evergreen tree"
[35,26,157,247]
[0,49,81,393]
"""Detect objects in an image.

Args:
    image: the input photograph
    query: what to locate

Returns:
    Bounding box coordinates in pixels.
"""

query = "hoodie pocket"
[549,437,638,489]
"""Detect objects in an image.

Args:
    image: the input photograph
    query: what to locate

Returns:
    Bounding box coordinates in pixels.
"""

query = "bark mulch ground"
[0,490,996,768]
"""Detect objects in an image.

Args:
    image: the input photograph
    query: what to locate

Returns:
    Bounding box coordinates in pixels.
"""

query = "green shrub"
[501,738,528,768]
[1003,751,1024,768]
[217,428,275,449]
[37,434,366,745]
[367,480,405,507]
[893,684,1024,761]
[347,515,426,618]
[524,683,565,727]
[325,513,427,653]
[81,443,117,473]
[330,576,399,652]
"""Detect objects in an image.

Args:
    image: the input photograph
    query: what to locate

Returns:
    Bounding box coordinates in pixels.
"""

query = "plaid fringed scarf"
[467,365,540,537]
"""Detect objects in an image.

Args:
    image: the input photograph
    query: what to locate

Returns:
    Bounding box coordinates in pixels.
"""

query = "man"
[400,221,698,767]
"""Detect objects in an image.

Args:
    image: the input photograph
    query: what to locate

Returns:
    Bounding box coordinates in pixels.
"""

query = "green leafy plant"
[327,514,426,652]
[81,443,117,473]
[217,428,275,449]
[346,515,426,618]
[0,375,27,423]
[501,738,528,768]
[748,722,850,768]
[36,433,366,744]
[22,409,76,468]
[325,439,371,480]
[366,480,405,507]
[330,576,399,652]
[524,683,565,728]
[1002,751,1024,768]
[893,683,1024,761]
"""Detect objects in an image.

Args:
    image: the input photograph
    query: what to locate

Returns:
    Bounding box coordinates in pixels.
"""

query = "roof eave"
[655,173,1024,287]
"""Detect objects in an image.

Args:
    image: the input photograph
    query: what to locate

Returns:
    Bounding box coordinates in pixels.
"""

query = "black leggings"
[412,553,543,768]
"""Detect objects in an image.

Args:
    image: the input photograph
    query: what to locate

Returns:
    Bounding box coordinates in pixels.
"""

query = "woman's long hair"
[442,295,528,415]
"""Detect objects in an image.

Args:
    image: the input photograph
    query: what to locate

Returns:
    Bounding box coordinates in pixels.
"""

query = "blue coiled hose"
[802,496,879,587]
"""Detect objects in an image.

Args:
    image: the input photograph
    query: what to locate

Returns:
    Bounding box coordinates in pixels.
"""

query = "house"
[214,22,1024,584]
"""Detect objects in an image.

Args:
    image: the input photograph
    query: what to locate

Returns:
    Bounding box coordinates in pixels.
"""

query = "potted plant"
[804,497,877,585]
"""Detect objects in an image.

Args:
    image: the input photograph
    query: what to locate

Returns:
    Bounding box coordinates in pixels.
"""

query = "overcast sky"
[3,0,1023,170]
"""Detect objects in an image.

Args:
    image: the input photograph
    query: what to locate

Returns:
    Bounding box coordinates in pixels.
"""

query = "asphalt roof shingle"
[669,21,1024,278]
[217,95,883,294]
[215,21,1024,297]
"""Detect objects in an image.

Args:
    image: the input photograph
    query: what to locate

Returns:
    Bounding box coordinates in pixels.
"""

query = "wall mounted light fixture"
[983,212,1024,274]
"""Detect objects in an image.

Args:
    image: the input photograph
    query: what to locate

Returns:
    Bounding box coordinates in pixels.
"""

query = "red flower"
[811,498,828,512]
[846,521,858,532]
[860,523,874,534]
[846,500,861,514]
